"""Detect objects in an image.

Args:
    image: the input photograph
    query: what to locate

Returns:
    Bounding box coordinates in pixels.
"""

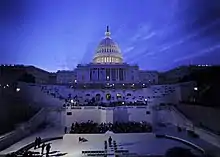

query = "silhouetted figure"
[23,151,28,157]
[79,137,88,142]
[38,137,41,148]
[177,126,182,132]
[41,143,46,155]
[64,126,67,134]
[46,143,51,157]
[34,137,38,149]
[79,137,82,142]
[108,136,112,146]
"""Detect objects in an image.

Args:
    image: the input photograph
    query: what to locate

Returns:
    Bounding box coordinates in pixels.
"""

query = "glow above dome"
[93,26,123,64]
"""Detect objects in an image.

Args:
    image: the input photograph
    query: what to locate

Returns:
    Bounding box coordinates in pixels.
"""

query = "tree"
[18,72,35,83]
[165,147,196,157]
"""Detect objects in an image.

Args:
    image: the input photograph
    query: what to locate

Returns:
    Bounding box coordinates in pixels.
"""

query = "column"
[123,68,126,81]
[110,68,111,81]
[116,68,118,81]
[98,68,100,81]
[103,68,106,81]
[89,68,92,81]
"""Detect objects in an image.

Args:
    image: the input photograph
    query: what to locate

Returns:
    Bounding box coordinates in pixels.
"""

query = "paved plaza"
[1,125,217,156]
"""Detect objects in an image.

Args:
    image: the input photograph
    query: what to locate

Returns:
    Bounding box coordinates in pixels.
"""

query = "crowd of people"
[6,137,51,157]
[85,101,147,107]
[40,86,148,107]
[69,121,152,134]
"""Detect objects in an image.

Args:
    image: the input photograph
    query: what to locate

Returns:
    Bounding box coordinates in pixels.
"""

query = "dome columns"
[93,26,123,64]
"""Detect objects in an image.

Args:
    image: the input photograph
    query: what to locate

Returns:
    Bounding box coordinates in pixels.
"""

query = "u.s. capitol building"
[56,26,158,88]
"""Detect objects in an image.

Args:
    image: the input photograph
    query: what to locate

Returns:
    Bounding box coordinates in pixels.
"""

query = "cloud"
[158,40,185,52]
[124,46,134,53]
[129,18,220,62]
[130,33,142,42]
[54,54,78,71]
[112,24,126,38]
[125,50,156,64]
[174,44,220,63]
[130,24,151,42]
[142,32,156,40]
[157,20,220,53]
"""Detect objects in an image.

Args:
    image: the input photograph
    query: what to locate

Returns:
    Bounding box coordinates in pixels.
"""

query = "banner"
[71,107,82,109]
[84,107,96,109]
[136,106,147,108]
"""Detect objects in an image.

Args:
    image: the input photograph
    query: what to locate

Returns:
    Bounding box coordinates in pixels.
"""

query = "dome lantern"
[105,26,111,38]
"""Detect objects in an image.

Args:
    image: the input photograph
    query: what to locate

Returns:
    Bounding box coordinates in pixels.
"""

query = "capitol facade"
[57,26,158,88]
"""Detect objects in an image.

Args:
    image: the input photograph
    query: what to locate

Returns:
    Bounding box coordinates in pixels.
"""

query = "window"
[127,93,131,96]
[116,93,122,99]
[146,111,151,114]
[67,112,72,115]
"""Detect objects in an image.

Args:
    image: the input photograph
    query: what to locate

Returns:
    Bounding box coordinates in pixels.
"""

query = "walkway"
[0,126,63,154]
[155,125,220,155]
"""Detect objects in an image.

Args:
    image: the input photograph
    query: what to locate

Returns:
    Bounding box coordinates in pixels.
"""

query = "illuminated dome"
[93,26,123,64]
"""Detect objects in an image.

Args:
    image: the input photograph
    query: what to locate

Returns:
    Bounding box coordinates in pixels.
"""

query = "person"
[79,137,82,142]
[34,137,38,149]
[79,137,88,142]
[108,136,112,146]
[23,151,29,157]
[41,143,46,155]
[38,137,41,148]
[46,143,51,157]
[64,126,67,134]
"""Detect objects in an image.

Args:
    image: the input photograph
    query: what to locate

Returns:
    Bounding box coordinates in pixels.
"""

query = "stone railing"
[155,134,205,154]
[194,127,220,148]
[0,108,47,151]
[172,105,220,148]
[65,105,148,110]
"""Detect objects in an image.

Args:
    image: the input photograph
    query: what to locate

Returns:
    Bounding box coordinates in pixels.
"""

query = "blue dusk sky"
[1,0,220,72]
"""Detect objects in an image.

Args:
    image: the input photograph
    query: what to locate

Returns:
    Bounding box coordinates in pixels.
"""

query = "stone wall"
[64,106,151,127]
[0,108,47,151]
[176,104,220,133]
[172,105,220,148]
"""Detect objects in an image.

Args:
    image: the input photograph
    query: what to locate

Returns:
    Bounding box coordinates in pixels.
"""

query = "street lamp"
[194,87,198,91]
[70,99,74,103]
